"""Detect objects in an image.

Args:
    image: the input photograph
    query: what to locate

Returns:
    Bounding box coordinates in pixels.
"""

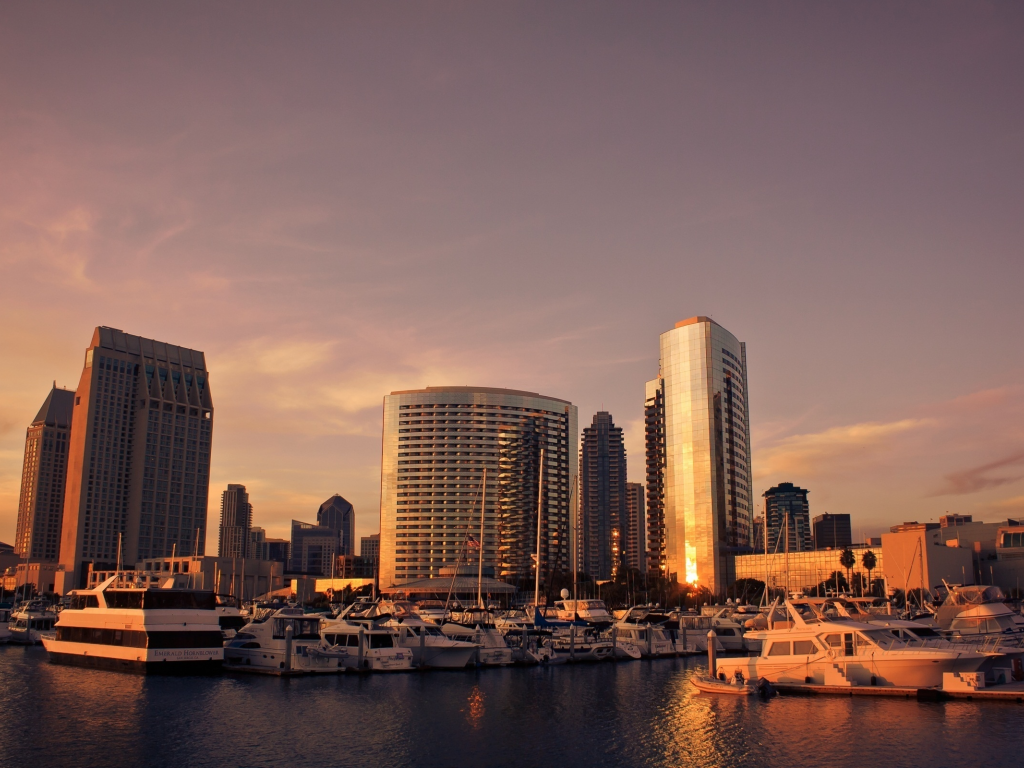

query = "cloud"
[933,452,1024,497]
[755,418,933,479]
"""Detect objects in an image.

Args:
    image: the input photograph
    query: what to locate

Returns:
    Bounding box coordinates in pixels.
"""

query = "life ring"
[827,647,837,660]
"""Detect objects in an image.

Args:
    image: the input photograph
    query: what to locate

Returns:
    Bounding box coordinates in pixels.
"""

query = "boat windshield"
[943,585,1006,607]
[857,629,907,650]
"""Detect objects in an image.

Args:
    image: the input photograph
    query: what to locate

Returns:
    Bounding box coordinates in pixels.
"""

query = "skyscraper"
[624,482,646,573]
[57,327,213,592]
[15,386,75,562]
[218,484,252,559]
[378,386,578,588]
[317,494,356,556]
[580,412,627,580]
[764,483,813,553]
[360,533,380,564]
[644,378,666,574]
[644,317,752,592]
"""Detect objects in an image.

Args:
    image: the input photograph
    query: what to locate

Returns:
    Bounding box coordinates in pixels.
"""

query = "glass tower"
[379,386,577,589]
[646,317,752,592]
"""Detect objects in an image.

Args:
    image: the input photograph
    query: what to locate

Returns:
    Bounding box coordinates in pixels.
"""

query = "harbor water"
[1,645,1022,768]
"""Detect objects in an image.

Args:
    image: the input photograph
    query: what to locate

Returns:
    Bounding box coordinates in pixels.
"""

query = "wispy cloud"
[933,452,1024,496]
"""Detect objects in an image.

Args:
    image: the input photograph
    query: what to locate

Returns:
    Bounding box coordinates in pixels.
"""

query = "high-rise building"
[57,327,213,592]
[644,317,752,592]
[249,527,289,563]
[218,484,252,559]
[644,378,666,574]
[812,512,852,550]
[15,386,75,562]
[378,386,578,588]
[290,519,340,575]
[360,533,380,564]
[580,412,627,580]
[318,495,356,556]
[624,482,646,573]
[764,483,813,553]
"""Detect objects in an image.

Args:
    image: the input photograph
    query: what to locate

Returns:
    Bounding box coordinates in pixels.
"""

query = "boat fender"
[827,648,836,660]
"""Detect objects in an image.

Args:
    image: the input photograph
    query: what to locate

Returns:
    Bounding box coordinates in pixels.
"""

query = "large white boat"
[554,600,614,624]
[612,620,676,658]
[224,607,337,674]
[9,599,57,645]
[934,585,1024,644]
[0,602,12,644]
[318,618,412,671]
[722,600,988,688]
[349,601,479,668]
[441,609,512,666]
[42,577,223,673]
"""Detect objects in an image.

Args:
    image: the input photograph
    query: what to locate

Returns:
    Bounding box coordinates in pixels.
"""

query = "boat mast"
[534,447,545,611]
[116,532,123,585]
[477,467,487,610]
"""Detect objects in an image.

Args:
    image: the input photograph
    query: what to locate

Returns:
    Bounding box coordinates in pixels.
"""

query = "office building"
[764,483,813,553]
[580,412,627,580]
[812,512,852,550]
[360,533,380,564]
[290,519,341,575]
[645,317,752,592]
[218,484,252,559]
[57,327,213,592]
[250,527,289,564]
[940,513,973,528]
[378,386,578,588]
[15,385,75,562]
[624,482,646,573]
[735,545,885,597]
[318,494,356,556]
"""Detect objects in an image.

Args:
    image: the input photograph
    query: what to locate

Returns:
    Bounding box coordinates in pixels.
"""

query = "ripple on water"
[1,648,1022,768]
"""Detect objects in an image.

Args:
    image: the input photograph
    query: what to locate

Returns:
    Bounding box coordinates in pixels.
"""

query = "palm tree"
[839,547,856,595]
[860,552,876,602]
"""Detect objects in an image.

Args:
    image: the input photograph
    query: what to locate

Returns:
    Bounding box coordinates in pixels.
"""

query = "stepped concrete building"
[15,386,76,562]
[218,484,252,559]
[580,412,627,580]
[645,317,752,593]
[625,482,646,573]
[56,327,213,592]
[378,386,578,589]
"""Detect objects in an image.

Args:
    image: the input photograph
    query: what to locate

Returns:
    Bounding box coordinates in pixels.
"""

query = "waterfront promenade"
[2,645,1021,768]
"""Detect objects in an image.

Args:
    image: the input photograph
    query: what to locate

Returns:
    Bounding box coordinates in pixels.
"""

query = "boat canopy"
[943,585,1005,607]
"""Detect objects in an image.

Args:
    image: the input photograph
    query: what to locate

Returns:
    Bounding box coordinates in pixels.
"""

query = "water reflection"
[1,648,1021,768]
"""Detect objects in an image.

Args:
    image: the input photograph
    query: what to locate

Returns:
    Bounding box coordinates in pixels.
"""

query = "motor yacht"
[612,617,676,658]
[553,599,614,624]
[317,618,412,671]
[414,600,451,624]
[378,615,478,669]
[441,608,512,666]
[934,585,1024,644]
[721,599,988,688]
[10,600,58,645]
[42,576,223,673]
[224,607,336,674]
[0,601,15,644]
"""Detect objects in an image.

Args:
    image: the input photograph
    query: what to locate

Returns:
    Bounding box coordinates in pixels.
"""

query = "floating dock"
[772,680,1024,703]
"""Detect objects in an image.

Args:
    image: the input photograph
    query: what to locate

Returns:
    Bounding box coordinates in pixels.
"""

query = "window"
[793,640,818,655]
[822,634,842,648]
[369,634,394,649]
[767,641,791,656]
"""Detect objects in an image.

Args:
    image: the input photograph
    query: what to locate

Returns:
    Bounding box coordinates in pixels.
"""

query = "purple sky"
[2,2,1022,550]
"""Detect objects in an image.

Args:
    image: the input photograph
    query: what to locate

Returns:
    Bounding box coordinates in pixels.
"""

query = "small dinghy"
[691,671,771,697]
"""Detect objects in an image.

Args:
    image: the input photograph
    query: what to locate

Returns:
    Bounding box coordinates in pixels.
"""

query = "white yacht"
[722,600,988,688]
[10,600,58,645]
[934,585,1024,643]
[612,619,676,658]
[414,600,451,624]
[318,618,412,671]
[42,577,223,673]
[224,607,336,674]
[554,599,614,624]
[441,609,512,666]
[0,602,12,644]
[383,615,478,669]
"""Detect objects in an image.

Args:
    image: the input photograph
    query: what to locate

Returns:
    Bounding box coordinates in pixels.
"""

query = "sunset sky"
[1,3,1022,551]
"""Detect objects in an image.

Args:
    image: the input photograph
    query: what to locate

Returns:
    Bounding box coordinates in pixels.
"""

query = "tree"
[817,571,849,597]
[861,550,877,596]
[726,578,766,604]
[839,547,856,595]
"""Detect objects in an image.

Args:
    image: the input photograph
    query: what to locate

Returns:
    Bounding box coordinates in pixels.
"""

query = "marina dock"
[772,680,1024,703]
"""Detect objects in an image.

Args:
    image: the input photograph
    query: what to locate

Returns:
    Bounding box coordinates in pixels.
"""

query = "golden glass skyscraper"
[646,317,752,593]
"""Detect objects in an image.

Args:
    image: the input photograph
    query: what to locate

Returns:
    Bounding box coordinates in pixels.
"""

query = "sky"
[1,2,1022,552]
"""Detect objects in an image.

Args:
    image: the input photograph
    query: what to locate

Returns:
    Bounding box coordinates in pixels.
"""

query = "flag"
[467,534,481,549]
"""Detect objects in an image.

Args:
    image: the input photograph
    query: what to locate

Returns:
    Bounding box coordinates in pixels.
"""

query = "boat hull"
[412,644,477,669]
[44,644,222,675]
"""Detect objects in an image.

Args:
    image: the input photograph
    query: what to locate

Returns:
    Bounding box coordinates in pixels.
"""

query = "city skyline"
[2,5,1023,555]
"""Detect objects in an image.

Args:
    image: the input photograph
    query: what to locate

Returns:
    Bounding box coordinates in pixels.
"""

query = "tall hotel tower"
[15,386,76,561]
[57,327,213,592]
[218,484,252,559]
[645,317,752,592]
[580,412,627,580]
[379,387,577,589]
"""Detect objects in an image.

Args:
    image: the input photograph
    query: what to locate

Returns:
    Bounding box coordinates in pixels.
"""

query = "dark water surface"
[2,645,1022,768]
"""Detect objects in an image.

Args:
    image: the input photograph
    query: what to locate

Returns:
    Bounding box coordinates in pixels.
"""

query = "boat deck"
[773,680,1024,702]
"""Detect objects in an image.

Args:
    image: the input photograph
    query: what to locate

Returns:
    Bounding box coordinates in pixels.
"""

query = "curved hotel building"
[646,317,752,593]
[378,387,578,589]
